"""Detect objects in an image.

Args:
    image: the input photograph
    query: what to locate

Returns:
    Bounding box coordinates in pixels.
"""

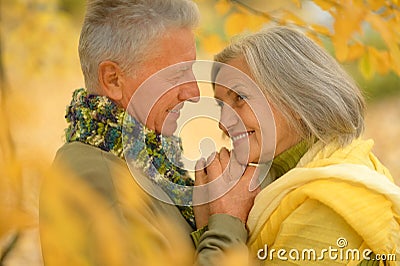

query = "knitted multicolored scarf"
[65,88,195,229]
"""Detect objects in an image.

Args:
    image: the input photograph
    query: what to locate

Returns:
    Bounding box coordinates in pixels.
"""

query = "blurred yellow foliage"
[290,0,302,8]
[1,0,399,265]
[199,33,227,54]
[359,49,376,80]
[0,105,36,263]
[309,24,331,37]
[310,0,400,78]
[224,13,249,36]
[312,0,332,11]
[331,5,365,62]
[0,159,34,239]
[196,0,400,79]
[368,47,391,75]
[346,43,365,62]
[282,10,306,27]
[3,0,80,82]
[215,0,230,15]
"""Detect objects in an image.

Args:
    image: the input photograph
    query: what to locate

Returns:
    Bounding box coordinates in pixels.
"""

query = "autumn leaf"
[310,24,331,36]
[366,13,395,48]
[366,12,400,75]
[368,47,390,75]
[333,37,349,62]
[332,3,366,62]
[359,49,376,80]
[346,43,366,62]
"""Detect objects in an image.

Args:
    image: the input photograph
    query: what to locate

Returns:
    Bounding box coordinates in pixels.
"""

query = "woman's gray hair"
[214,26,365,147]
[79,0,199,93]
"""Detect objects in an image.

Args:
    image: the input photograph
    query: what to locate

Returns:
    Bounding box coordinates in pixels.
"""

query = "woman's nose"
[218,105,238,135]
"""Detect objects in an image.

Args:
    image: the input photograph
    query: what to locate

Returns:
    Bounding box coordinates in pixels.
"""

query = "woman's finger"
[206,152,223,182]
[219,147,231,182]
[228,150,246,181]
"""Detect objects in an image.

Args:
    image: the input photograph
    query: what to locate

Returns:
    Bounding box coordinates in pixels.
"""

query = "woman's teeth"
[231,131,254,142]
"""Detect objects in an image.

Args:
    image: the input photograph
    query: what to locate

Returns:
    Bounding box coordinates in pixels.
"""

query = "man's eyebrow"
[168,63,192,75]
[176,65,190,72]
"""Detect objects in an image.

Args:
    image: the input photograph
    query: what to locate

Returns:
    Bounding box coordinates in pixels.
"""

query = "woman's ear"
[98,61,124,101]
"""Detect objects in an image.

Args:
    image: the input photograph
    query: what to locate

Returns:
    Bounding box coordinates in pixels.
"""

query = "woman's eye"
[237,94,248,101]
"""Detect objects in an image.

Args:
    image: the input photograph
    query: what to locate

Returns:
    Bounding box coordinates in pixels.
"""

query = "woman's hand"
[193,148,261,226]
[207,148,260,223]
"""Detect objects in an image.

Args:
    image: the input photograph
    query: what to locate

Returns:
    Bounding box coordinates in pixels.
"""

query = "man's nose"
[178,81,200,102]
[178,70,200,102]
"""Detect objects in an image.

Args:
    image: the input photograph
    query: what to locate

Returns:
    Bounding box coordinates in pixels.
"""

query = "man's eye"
[216,101,224,108]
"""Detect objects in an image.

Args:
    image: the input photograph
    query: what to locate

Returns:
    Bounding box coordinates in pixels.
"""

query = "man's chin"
[158,123,178,137]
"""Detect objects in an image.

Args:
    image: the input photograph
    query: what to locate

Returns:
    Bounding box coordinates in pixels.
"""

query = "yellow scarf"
[247,139,400,265]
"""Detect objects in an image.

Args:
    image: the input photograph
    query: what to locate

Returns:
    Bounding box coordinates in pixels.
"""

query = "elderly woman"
[194,27,400,265]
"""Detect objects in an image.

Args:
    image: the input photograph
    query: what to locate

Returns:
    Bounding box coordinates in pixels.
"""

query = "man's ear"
[98,61,124,101]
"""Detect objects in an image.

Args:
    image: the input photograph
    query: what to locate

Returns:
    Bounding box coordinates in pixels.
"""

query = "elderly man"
[39,0,250,265]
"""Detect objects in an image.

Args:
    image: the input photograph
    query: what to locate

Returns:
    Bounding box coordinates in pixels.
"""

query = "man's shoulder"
[54,142,129,174]
[52,142,194,235]
[53,142,127,202]
[55,142,123,165]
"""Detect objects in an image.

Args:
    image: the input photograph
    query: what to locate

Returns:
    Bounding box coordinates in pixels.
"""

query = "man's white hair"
[79,0,199,93]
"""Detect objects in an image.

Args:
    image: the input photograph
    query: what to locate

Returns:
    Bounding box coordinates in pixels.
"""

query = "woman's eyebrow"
[230,84,250,96]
